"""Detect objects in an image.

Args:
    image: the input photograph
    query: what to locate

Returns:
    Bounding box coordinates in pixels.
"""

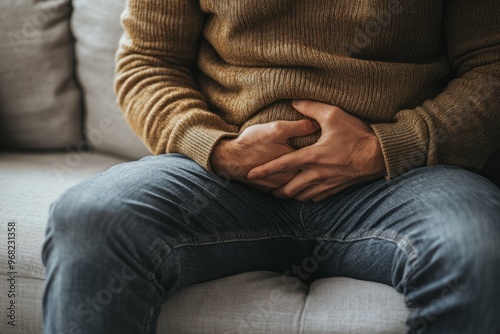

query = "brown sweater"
[115,0,500,179]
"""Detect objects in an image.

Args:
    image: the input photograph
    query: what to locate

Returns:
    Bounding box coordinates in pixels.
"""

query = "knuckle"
[294,193,308,202]
[310,170,325,181]
[279,188,294,198]
[306,151,321,163]
[268,121,284,134]
[323,110,338,124]
[278,162,289,172]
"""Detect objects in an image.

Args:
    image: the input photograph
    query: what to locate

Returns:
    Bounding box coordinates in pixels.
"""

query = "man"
[42,0,500,333]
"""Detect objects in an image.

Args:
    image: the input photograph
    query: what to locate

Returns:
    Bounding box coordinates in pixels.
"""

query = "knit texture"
[115,0,500,179]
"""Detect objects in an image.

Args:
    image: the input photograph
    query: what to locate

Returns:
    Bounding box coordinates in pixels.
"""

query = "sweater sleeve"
[370,0,500,179]
[114,0,238,171]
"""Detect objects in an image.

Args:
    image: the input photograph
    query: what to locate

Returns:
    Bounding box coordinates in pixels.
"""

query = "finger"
[244,170,299,189]
[270,119,320,142]
[311,175,381,202]
[308,182,354,202]
[292,184,330,202]
[270,170,319,199]
[247,150,307,180]
[291,177,354,202]
[292,100,342,124]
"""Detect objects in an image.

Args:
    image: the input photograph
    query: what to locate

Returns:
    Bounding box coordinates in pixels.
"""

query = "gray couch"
[0,0,411,333]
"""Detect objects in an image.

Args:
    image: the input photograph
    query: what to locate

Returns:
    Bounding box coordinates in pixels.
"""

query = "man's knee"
[42,154,208,262]
[45,155,191,235]
[42,181,133,266]
[50,183,118,231]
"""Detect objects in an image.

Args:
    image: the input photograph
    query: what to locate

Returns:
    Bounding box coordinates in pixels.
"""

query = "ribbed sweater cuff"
[370,120,428,180]
[173,124,238,173]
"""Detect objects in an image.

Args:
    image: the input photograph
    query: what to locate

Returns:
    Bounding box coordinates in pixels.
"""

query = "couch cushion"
[0,152,129,280]
[71,0,151,160]
[0,152,128,334]
[0,0,82,149]
[160,272,409,333]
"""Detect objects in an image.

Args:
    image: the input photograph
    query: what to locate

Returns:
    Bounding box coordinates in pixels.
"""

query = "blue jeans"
[42,154,500,333]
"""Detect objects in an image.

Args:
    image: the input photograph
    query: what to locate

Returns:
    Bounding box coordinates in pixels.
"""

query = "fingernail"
[292,100,301,106]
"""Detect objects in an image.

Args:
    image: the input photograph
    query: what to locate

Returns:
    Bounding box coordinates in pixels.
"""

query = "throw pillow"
[0,0,82,149]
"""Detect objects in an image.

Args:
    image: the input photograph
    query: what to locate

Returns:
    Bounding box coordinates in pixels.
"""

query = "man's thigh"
[301,165,500,287]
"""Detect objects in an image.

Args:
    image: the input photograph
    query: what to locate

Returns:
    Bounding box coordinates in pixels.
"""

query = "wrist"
[210,138,233,174]
[366,132,387,177]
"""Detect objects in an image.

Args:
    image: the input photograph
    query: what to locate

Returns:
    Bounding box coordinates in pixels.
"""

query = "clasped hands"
[210,100,387,202]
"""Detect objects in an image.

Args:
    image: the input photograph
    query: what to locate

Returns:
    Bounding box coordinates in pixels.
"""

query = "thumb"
[273,119,320,141]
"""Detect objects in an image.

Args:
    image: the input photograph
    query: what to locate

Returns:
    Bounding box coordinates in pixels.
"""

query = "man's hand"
[247,100,387,202]
[210,119,320,192]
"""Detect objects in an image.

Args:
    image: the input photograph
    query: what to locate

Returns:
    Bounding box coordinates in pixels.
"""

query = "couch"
[1,1,497,333]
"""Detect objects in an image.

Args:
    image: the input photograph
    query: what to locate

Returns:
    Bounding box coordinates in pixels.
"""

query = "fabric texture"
[159,273,409,334]
[300,277,412,333]
[71,0,151,160]
[115,0,500,178]
[0,0,82,149]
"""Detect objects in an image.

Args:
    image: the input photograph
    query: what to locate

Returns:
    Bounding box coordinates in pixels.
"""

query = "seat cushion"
[160,272,409,333]
[0,153,409,333]
[0,152,128,333]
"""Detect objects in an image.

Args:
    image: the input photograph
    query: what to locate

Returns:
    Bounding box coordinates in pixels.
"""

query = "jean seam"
[146,234,309,309]
[147,227,420,283]
[319,228,420,285]
[143,305,155,334]
[318,230,421,310]
[141,270,163,334]
[299,202,311,236]
[147,231,307,272]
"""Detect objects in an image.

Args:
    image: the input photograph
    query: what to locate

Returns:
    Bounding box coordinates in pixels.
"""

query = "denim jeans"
[42,153,500,334]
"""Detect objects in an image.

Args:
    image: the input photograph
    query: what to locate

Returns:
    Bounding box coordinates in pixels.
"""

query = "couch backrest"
[0,0,150,160]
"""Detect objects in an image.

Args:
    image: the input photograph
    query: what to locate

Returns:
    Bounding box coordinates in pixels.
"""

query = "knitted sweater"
[115,0,500,179]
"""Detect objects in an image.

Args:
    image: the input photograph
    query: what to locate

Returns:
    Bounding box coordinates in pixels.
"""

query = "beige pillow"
[72,0,151,160]
[0,0,82,149]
